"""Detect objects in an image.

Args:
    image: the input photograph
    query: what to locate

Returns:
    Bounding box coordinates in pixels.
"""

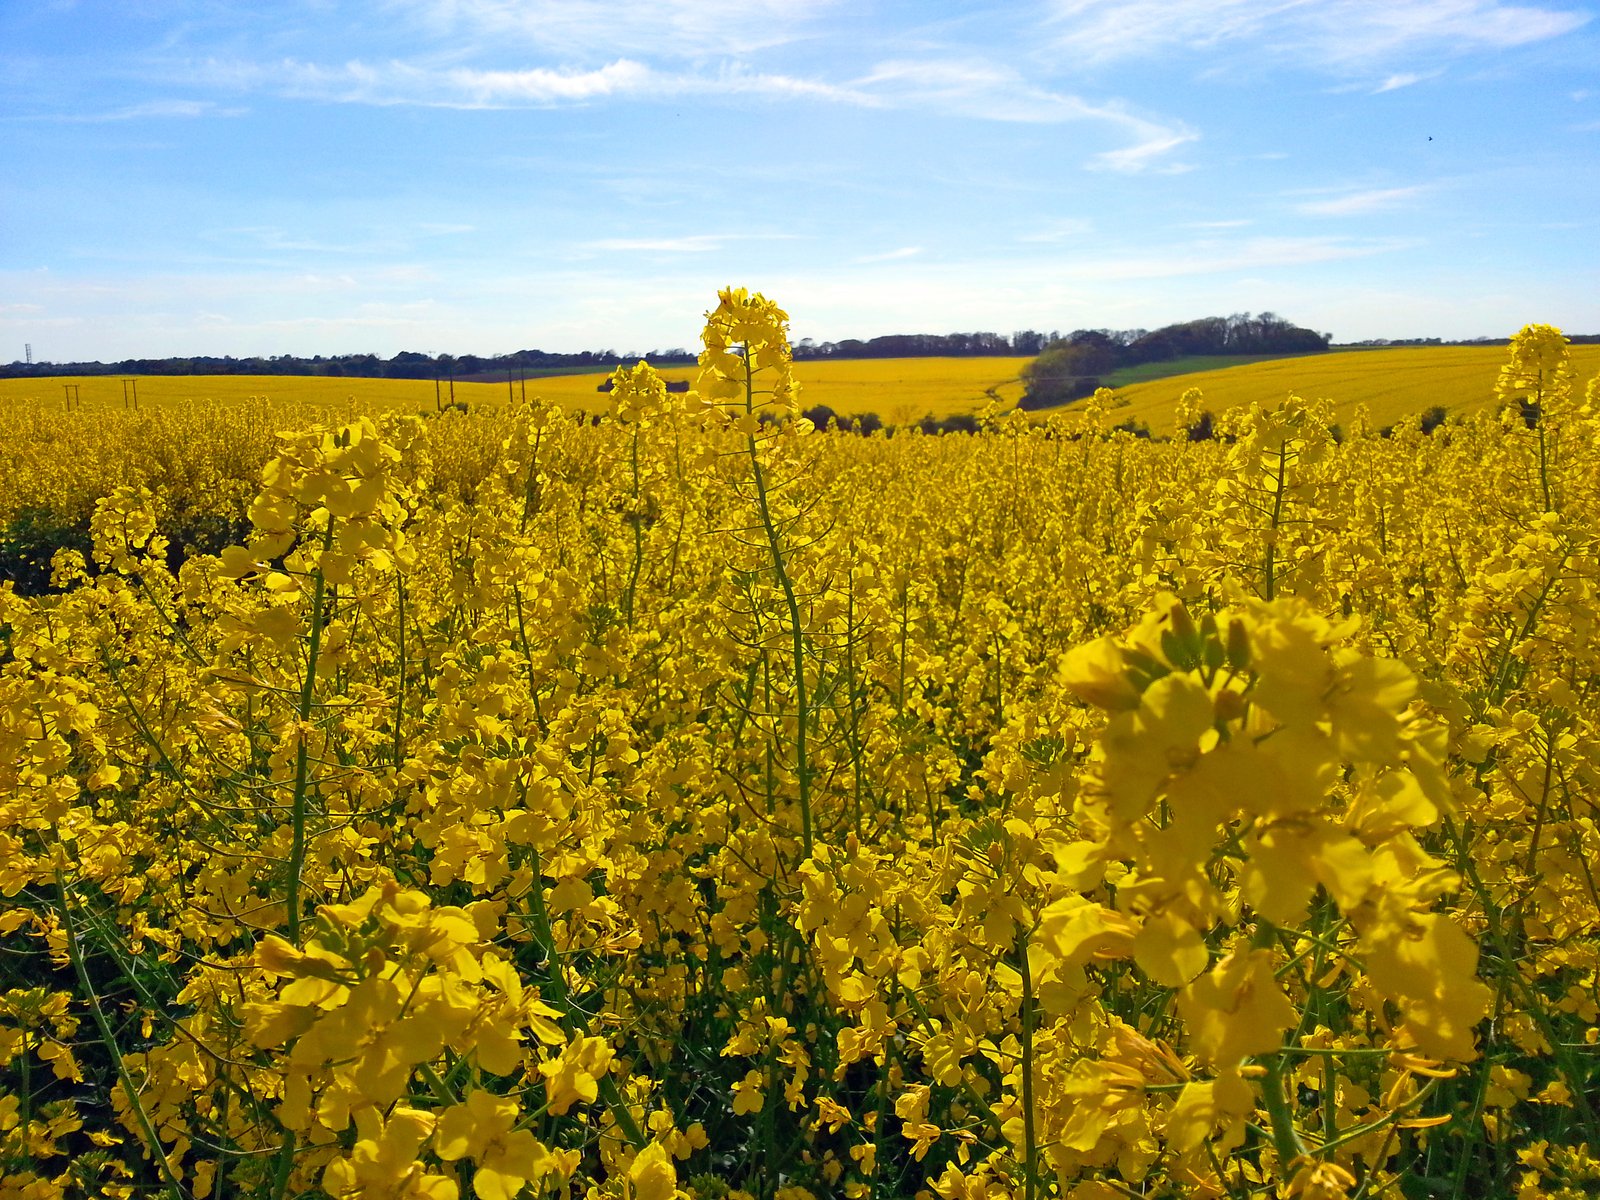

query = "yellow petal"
[1133,910,1210,988]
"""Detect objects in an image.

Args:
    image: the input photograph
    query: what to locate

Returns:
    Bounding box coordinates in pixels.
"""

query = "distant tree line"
[1,331,1062,380]
[1019,312,1332,409]
[791,331,1051,358]
[0,346,699,382]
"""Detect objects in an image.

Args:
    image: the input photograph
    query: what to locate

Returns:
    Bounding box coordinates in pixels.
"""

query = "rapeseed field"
[1114,342,1600,428]
[2,293,1599,1200]
[0,356,1031,424]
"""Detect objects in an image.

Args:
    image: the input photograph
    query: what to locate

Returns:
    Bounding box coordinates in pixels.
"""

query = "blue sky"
[3,0,1597,361]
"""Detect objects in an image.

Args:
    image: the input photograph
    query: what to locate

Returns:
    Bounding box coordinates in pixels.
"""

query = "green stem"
[19,1028,32,1174]
[1264,438,1289,600]
[56,872,190,1200]
[742,354,813,857]
[1536,410,1552,512]
[286,519,335,943]
[1260,1052,1308,1168]
[1017,929,1039,1200]
[624,424,644,626]
[518,847,646,1149]
[392,571,406,767]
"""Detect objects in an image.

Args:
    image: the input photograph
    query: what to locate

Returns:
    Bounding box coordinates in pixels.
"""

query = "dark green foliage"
[796,408,885,435]
[919,413,981,435]
[163,508,251,574]
[0,504,249,596]
[852,411,883,435]
[0,506,92,595]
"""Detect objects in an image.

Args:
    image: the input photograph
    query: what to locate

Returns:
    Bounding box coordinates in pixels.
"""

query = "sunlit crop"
[1113,341,1600,429]
[0,355,1030,428]
[3,298,1598,1200]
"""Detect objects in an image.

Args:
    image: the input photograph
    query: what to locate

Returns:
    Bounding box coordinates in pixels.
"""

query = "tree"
[1019,340,1111,408]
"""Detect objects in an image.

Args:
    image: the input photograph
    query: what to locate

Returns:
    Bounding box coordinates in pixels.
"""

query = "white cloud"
[853,58,1196,168]
[1324,67,1445,93]
[1296,185,1427,216]
[239,58,652,107]
[197,56,866,109]
[1043,0,1590,67]
[1373,70,1436,92]
[380,0,837,59]
[1091,130,1197,173]
[191,50,1193,170]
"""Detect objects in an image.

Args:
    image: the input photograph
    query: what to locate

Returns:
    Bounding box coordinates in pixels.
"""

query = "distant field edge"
[1037,342,1600,431]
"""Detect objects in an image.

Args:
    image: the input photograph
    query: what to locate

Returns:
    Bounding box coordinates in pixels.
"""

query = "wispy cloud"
[189,51,1195,171]
[8,99,244,123]
[854,246,923,263]
[1296,185,1427,216]
[195,225,468,258]
[1043,0,1590,67]
[1068,234,1413,281]
[1091,130,1197,173]
[194,56,866,109]
[1328,68,1445,93]
[585,235,726,254]
[854,58,1196,169]
[1183,218,1253,229]
[581,233,799,254]
[1372,70,1438,92]
[1019,218,1095,243]
[381,0,838,59]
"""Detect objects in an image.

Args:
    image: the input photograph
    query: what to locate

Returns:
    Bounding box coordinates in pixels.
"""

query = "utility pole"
[62,383,79,409]
[121,378,139,409]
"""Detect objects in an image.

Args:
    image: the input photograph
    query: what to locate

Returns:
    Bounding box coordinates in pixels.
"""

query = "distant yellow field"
[790,356,1031,418]
[0,374,537,418]
[1110,343,1600,429]
[0,357,1030,420]
[10,345,1596,433]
